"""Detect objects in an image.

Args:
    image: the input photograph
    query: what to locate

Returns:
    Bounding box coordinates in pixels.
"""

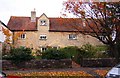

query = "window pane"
[20,33,26,39]
[40,35,47,40]
[40,20,47,26]
[69,34,77,40]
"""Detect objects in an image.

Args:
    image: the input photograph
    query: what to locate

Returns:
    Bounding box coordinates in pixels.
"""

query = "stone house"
[7,11,103,52]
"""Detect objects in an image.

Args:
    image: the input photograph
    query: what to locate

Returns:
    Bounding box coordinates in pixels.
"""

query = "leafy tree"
[2,27,12,44]
[63,1,120,62]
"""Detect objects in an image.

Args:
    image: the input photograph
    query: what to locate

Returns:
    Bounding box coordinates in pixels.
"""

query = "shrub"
[94,45,109,58]
[41,48,69,60]
[79,44,96,58]
[71,44,97,64]
[59,46,80,59]
[10,46,33,65]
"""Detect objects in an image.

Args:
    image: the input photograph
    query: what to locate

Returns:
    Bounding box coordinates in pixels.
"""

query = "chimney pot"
[31,10,36,22]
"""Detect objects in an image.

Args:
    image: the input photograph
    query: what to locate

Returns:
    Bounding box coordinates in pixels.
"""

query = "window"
[52,46,60,49]
[40,20,47,26]
[68,34,77,40]
[20,33,26,39]
[40,47,47,52]
[99,36,106,41]
[40,35,47,40]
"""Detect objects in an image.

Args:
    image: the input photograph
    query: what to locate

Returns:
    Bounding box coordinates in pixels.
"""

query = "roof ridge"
[11,16,81,19]
[11,16,30,18]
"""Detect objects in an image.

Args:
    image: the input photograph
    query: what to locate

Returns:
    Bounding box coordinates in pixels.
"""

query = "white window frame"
[68,34,77,40]
[40,20,47,26]
[40,35,47,40]
[20,33,26,39]
[40,47,47,52]
[52,46,60,49]
[99,36,106,41]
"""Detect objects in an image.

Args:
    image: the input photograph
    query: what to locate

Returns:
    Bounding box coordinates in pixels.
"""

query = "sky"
[1,0,119,24]
[0,0,67,24]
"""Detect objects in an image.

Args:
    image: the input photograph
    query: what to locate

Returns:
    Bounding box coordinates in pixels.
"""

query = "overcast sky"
[1,0,119,24]
[0,0,68,24]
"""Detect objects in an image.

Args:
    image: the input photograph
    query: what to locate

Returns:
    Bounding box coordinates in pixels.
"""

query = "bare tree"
[62,1,120,62]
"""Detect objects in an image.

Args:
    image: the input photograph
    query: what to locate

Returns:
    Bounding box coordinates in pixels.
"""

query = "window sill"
[68,39,77,40]
[39,39,47,40]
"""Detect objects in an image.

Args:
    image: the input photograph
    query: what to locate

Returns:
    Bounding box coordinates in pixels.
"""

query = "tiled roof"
[7,16,95,32]
[49,18,83,32]
[7,16,37,31]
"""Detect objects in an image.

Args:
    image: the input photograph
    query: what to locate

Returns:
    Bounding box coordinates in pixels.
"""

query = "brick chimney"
[31,9,36,22]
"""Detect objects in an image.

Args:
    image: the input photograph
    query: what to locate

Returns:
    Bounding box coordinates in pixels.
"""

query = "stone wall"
[2,59,72,70]
[81,58,117,67]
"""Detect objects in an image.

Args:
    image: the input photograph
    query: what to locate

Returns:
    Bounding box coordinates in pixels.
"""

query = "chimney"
[31,9,36,22]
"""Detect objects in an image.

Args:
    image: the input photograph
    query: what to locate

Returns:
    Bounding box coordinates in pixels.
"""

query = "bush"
[10,47,33,65]
[94,45,109,58]
[79,44,96,58]
[41,48,69,60]
[59,46,80,59]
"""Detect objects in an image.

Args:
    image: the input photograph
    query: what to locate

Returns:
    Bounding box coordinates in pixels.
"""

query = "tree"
[2,27,12,44]
[63,1,120,62]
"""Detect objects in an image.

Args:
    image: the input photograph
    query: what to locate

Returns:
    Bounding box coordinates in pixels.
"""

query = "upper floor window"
[68,34,77,40]
[40,20,47,26]
[99,36,106,41]
[20,33,26,39]
[40,35,47,40]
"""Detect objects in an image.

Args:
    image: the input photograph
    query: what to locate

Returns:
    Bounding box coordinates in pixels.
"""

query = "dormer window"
[40,20,47,26]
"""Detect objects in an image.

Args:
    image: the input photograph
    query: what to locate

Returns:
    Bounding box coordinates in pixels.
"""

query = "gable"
[38,13,49,28]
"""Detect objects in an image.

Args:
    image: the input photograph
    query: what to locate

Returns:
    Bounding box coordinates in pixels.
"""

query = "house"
[7,11,103,52]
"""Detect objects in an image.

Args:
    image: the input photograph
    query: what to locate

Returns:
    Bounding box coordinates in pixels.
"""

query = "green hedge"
[41,48,69,60]
[6,47,33,65]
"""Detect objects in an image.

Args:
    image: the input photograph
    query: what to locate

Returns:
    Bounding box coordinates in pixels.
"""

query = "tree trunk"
[109,44,119,64]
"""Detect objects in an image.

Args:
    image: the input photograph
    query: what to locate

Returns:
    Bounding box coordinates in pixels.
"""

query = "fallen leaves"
[8,71,92,77]
[94,70,108,77]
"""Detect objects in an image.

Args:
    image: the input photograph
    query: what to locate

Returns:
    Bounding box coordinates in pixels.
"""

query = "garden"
[2,44,112,77]
[2,43,112,68]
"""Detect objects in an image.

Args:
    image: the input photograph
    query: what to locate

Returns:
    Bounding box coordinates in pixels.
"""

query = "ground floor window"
[40,47,47,52]
[40,46,60,52]
[52,46,60,49]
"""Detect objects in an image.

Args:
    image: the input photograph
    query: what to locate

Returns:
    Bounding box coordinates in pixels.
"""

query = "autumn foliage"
[63,1,120,62]
[2,27,12,44]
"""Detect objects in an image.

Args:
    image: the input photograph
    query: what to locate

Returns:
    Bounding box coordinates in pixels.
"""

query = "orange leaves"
[94,70,108,77]
[2,27,12,43]
[8,71,92,77]
[2,27,11,37]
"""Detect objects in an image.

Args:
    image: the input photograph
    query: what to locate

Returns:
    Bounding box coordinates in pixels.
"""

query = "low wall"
[82,58,117,67]
[2,59,72,70]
